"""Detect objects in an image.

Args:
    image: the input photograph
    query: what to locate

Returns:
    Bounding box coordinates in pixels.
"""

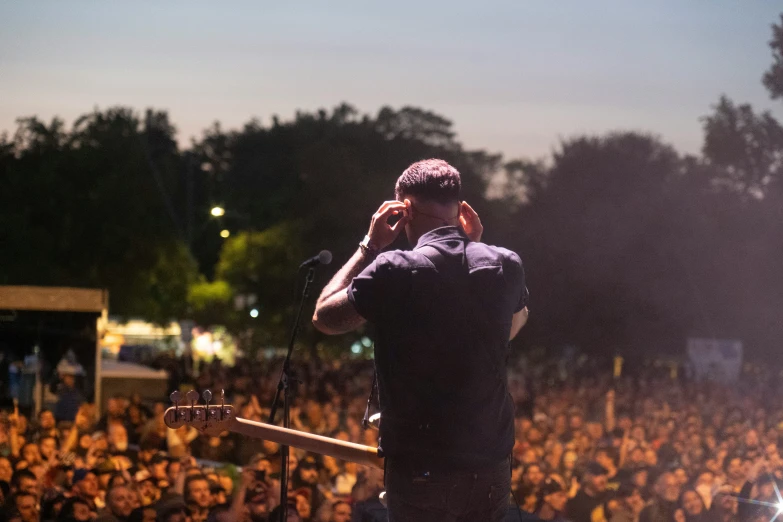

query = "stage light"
[220,229,230,238]
[351,342,362,354]
[249,308,259,318]
[211,206,225,217]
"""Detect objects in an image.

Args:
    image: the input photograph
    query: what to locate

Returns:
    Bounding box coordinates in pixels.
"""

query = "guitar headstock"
[164,389,234,436]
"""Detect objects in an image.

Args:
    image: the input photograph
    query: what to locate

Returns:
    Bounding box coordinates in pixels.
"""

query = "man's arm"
[312,249,372,335]
[313,200,409,336]
[509,307,529,340]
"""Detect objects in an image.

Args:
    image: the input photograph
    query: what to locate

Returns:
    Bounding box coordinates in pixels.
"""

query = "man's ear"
[403,199,411,218]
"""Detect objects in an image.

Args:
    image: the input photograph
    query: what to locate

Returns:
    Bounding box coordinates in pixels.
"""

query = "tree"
[0,108,199,323]
[701,96,783,199]
[213,224,305,348]
[763,13,783,100]
[504,133,694,355]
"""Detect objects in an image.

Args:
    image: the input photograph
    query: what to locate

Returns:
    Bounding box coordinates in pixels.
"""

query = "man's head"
[537,477,567,513]
[523,464,544,487]
[11,469,37,496]
[21,443,40,464]
[60,497,93,521]
[595,447,618,471]
[12,492,38,522]
[150,453,169,479]
[108,423,129,452]
[106,485,134,519]
[72,469,99,499]
[39,436,57,460]
[395,159,462,244]
[655,472,680,503]
[616,484,644,514]
[157,497,188,522]
[185,475,213,509]
[330,500,352,522]
[38,409,56,430]
[0,456,13,482]
[107,396,125,416]
[297,455,320,485]
[582,462,608,496]
[725,456,744,481]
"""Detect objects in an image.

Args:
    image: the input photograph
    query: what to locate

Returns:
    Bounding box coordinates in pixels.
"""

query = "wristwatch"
[359,235,380,257]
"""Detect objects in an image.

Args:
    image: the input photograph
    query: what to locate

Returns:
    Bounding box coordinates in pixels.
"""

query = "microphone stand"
[268,266,315,522]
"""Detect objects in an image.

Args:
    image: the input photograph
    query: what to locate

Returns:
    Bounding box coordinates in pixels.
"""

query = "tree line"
[1,15,782,360]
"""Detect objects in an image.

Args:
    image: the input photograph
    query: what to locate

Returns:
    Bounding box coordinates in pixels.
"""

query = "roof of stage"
[0,286,108,313]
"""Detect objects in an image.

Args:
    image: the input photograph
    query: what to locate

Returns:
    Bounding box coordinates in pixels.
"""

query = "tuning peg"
[203,389,212,411]
[170,391,182,414]
[220,389,225,419]
[186,389,199,407]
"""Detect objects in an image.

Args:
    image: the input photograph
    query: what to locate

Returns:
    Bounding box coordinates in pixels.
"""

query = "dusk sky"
[1,1,781,160]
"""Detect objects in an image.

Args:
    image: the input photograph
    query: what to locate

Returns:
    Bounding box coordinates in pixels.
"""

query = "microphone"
[300,250,333,268]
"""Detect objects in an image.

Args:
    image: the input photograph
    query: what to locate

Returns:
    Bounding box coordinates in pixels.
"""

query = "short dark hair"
[60,497,92,519]
[107,484,130,503]
[10,469,36,490]
[394,159,461,204]
[185,475,208,502]
[596,446,618,465]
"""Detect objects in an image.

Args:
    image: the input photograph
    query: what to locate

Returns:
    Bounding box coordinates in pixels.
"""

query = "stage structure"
[0,286,108,414]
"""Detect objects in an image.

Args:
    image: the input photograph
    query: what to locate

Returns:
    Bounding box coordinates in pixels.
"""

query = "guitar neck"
[230,416,383,469]
[163,400,383,470]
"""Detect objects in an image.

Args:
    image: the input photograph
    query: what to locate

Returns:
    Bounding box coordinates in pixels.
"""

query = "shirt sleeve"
[517,285,530,312]
[346,255,391,323]
[508,252,529,312]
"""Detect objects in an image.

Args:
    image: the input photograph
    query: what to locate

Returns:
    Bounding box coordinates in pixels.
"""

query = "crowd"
[0,351,781,522]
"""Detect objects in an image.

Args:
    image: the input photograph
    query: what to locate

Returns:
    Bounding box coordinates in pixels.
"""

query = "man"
[523,463,546,490]
[157,498,188,522]
[566,462,609,522]
[9,492,38,522]
[107,423,137,460]
[329,500,352,522]
[0,457,13,483]
[31,409,59,442]
[518,477,569,521]
[98,396,129,432]
[291,455,326,516]
[38,435,58,462]
[185,475,214,521]
[638,472,679,522]
[96,485,134,522]
[54,366,86,422]
[313,159,529,521]
[10,469,37,496]
[72,468,101,512]
[608,483,645,522]
[595,446,623,491]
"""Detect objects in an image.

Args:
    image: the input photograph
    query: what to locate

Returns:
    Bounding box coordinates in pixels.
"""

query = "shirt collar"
[414,226,469,250]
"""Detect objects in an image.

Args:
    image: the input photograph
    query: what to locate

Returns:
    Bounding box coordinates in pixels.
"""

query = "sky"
[1,1,781,160]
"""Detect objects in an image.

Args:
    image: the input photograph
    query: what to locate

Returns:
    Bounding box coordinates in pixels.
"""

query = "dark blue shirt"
[348,226,528,469]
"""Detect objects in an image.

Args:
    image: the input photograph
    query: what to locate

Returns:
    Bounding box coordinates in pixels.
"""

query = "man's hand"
[241,468,256,488]
[459,201,483,242]
[367,201,409,250]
